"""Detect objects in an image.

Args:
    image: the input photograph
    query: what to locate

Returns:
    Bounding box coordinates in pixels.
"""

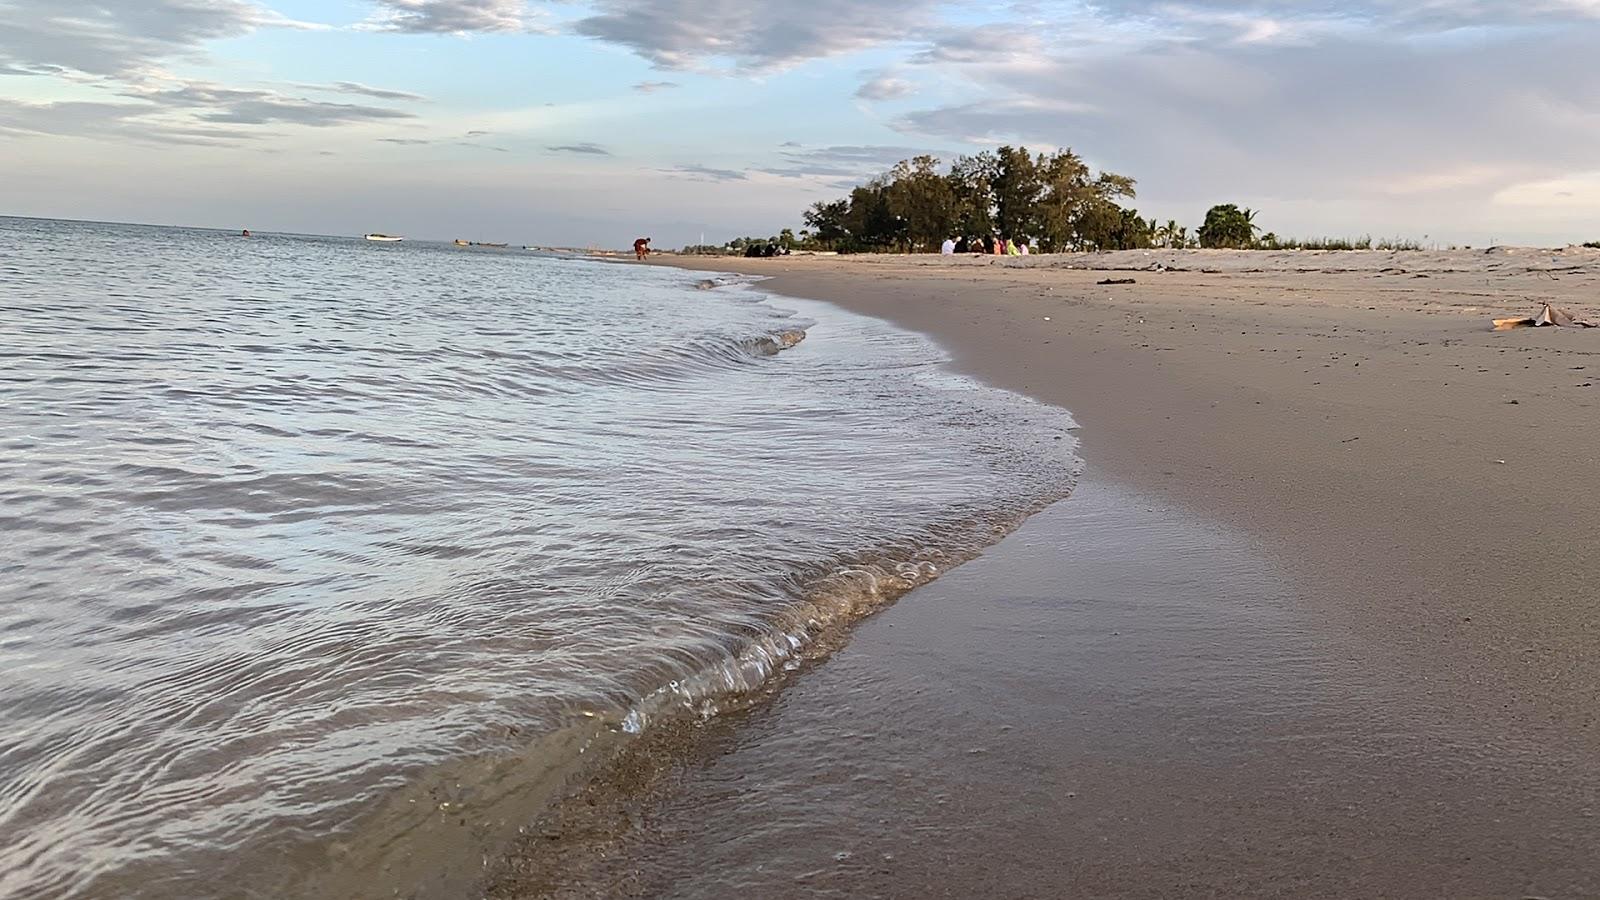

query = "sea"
[0,217,1079,898]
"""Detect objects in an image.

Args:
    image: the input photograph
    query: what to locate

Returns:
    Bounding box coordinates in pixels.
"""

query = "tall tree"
[802,199,850,247]
[991,146,1043,240]
[885,155,958,251]
[947,152,997,237]
[843,180,900,250]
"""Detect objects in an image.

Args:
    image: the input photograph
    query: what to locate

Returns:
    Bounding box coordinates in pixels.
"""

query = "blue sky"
[3,1,1599,247]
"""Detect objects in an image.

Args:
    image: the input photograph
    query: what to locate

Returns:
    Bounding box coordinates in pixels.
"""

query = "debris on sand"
[1098,278,1137,285]
[1492,303,1597,331]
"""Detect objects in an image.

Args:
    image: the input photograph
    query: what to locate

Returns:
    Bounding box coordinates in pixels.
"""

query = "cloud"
[0,0,293,78]
[322,81,428,102]
[364,0,540,34]
[891,16,1600,241]
[759,144,953,182]
[130,82,416,127]
[662,164,748,182]
[547,142,611,155]
[1058,1,1600,40]
[856,74,914,101]
[0,97,255,145]
[573,0,942,71]
[379,137,432,144]
[1493,171,1600,208]
[909,26,1047,65]
[633,81,680,93]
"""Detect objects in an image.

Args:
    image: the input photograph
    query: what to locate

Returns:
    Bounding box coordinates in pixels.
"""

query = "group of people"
[940,236,1030,256]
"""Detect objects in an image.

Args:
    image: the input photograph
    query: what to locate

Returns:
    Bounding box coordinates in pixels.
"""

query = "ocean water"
[0,217,1078,898]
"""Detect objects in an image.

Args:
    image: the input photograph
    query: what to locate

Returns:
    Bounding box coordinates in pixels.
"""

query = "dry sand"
[491,249,1600,898]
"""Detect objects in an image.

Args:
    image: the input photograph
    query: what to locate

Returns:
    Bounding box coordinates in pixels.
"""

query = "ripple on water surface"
[0,217,1078,898]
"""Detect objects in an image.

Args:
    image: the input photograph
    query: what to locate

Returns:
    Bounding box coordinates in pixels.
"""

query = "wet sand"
[491,250,1600,897]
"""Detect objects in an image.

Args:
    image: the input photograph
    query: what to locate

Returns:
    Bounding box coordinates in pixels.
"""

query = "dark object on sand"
[1098,278,1137,285]
[1492,303,1597,331]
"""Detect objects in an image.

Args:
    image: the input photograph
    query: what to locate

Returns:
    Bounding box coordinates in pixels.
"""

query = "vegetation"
[1197,204,1258,249]
[1584,241,1600,250]
[681,229,799,255]
[791,147,1431,255]
[1253,235,1424,252]
[801,146,1152,253]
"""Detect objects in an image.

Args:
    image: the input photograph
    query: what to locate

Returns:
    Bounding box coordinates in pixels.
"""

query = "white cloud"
[364,0,537,34]
[0,0,294,78]
[572,0,941,71]
[856,75,914,101]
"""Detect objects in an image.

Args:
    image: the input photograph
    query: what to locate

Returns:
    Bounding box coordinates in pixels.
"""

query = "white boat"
[364,233,404,242]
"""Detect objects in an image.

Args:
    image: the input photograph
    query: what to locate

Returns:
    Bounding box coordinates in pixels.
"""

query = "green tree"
[886,155,958,251]
[947,152,997,237]
[802,199,850,247]
[1198,204,1256,248]
[1033,149,1090,250]
[843,180,901,251]
[991,145,1043,240]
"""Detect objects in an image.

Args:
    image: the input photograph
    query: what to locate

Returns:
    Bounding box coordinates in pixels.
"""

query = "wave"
[287,485,1077,899]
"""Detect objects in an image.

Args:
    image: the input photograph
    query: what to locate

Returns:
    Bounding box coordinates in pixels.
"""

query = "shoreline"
[484,250,1600,896]
[655,250,1600,717]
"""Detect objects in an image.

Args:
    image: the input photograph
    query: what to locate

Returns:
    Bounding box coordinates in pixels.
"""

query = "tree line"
[798,147,1149,253]
[775,147,1422,254]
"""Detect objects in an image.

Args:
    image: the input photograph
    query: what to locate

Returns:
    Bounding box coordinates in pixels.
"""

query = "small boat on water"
[365,233,404,243]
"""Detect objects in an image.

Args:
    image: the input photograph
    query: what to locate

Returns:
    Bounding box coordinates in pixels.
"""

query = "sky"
[2,0,1599,248]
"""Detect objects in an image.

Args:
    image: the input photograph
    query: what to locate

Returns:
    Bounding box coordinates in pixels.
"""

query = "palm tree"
[1159,219,1181,249]
[1241,207,1261,246]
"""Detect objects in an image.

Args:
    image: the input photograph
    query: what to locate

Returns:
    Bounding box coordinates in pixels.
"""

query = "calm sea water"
[0,217,1078,898]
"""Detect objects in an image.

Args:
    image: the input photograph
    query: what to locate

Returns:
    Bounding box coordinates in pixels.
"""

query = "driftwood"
[1492,303,1597,331]
[1098,278,1137,285]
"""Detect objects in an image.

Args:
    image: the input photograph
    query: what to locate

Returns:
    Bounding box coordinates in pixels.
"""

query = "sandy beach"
[488,248,1600,898]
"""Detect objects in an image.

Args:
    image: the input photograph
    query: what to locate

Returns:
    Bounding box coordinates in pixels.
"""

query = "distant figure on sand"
[634,237,651,260]
[940,237,956,255]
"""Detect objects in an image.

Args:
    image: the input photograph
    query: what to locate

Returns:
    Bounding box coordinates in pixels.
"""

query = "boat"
[454,239,470,246]
[365,234,404,242]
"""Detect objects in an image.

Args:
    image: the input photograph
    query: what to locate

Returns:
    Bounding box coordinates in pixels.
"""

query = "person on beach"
[1007,238,1022,257]
[941,237,956,255]
[633,237,651,261]
[992,237,1004,256]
